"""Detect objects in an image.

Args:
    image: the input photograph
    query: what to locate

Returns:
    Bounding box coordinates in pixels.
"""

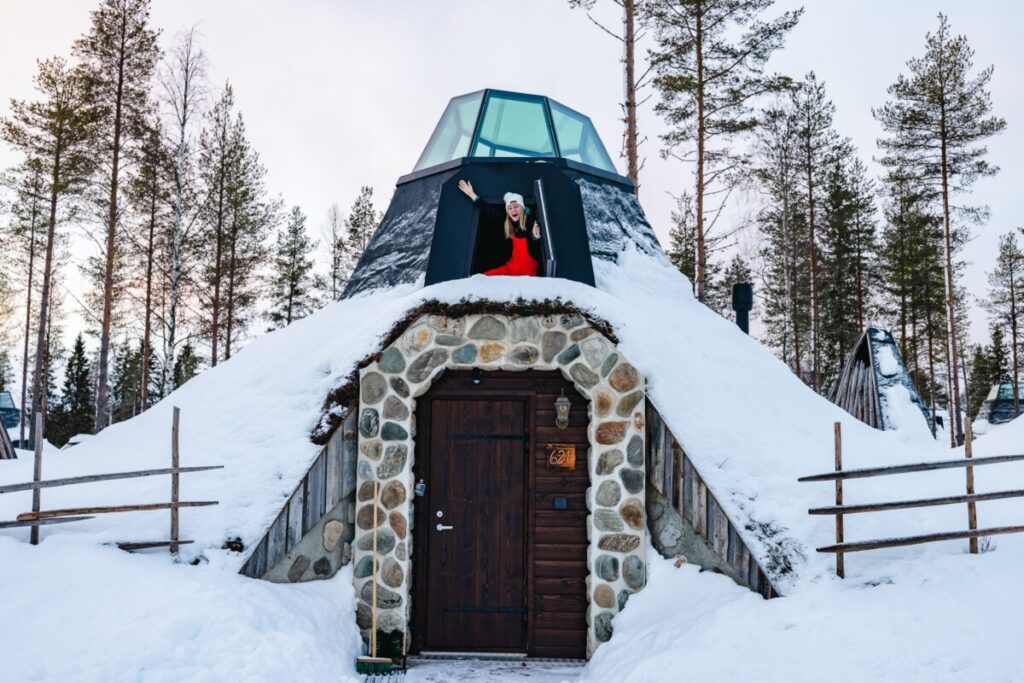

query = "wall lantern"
[554,390,571,429]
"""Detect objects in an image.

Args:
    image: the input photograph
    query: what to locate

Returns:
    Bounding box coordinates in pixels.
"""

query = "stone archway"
[352,312,647,657]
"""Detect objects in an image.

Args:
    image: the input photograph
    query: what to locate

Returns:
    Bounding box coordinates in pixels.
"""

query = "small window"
[549,101,615,173]
[470,200,542,276]
[414,92,484,171]
[471,93,556,159]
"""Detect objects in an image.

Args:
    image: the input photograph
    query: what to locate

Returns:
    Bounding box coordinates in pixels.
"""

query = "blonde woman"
[458,179,543,276]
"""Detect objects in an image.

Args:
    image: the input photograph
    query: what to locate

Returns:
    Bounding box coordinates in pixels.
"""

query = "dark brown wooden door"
[422,397,528,652]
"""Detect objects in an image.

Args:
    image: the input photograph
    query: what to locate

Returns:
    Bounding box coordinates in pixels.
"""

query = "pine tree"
[74,0,161,433]
[985,232,1023,417]
[665,191,722,302]
[173,341,201,389]
[324,203,348,299]
[875,13,1007,445]
[989,323,1009,384]
[647,0,801,301]
[966,344,991,420]
[345,186,379,271]
[710,254,753,318]
[269,206,319,329]
[1,57,99,447]
[50,334,94,447]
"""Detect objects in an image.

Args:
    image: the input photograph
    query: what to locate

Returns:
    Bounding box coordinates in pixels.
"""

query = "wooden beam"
[0,466,223,494]
[117,540,194,551]
[798,453,1024,482]
[817,525,1024,554]
[17,501,217,522]
[30,412,42,545]
[964,419,978,554]
[833,422,844,578]
[0,515,94,529]
[171,407,181,555]
[809,489,1024,515]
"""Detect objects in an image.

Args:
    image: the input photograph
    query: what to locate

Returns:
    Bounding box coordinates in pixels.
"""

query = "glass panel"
[414,91,484,171]
[471,93,556,158]
[549,100,616,172]
[996,383,1023,400]
[0,393,14,410]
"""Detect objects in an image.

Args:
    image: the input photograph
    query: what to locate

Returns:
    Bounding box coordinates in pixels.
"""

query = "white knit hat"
[503,192,525,209]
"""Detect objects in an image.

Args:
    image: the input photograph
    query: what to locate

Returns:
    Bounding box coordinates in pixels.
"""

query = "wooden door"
[422,397,528,652]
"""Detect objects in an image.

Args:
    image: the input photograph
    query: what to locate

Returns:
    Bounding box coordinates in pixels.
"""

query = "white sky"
[1,0,1021,354]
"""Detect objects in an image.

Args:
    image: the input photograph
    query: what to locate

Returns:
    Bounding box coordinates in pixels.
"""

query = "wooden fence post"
[30,412,43,545]
[834,422,844,578]
[964,419,977,554]
[170,407,180,555]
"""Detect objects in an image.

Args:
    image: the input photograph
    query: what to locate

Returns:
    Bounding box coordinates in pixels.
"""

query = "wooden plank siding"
[646,402,780,600]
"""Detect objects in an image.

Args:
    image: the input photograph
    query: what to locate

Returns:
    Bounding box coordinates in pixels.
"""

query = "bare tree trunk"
[19,197,40,445]
[224,227,237,360]
[1010,262,1020,416]
[623,0,640,194]
[210,175,226,368]
[925,305,938,437]
[140,177,156,410]
[938,110,964,446]
[165,133,184,392]
[30,156,61,448]
[806,152,819,392]
[694,6,707,302]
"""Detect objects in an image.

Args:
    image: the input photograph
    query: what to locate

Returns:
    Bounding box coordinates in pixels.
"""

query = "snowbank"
[0,534,362,682]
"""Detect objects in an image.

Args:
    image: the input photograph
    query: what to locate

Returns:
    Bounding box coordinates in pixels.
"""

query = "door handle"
[436,523,454,531]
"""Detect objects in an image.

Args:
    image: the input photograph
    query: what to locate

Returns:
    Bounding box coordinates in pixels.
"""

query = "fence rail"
[0,407,218,554]
[801,421,1024,576]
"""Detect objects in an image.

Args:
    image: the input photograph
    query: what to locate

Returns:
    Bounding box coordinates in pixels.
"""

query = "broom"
[356,479,396,676]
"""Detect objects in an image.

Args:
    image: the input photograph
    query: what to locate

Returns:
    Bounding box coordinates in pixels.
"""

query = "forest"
[0,0,1020,448]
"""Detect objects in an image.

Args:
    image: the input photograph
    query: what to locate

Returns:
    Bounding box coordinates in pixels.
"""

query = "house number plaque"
[546,443,576,470]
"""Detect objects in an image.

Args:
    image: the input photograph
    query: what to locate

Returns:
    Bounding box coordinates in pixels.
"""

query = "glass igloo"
[414,89,617,174]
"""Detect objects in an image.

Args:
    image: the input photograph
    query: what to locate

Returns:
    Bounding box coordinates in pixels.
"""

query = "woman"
[458,179,543,276]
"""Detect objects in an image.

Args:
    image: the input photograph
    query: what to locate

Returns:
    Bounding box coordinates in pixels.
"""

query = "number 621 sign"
[546,443,576,470]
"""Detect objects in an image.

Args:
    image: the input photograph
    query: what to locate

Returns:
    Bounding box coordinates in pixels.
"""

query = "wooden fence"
[799,421,1024,576]
[0,407,221,553]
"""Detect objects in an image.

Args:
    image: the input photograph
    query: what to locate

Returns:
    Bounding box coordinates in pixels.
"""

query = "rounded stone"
[479,342,507,363]
[600,352,619,378]
[378,444,408,478]
[626,435,643,466]
[360,581,402,609]
[357,481,376,502]
[596,421,628,445]
[595,554,619,581]
[594,612,614,642]
[356,602,373,629]
[380,480,406,509]
[378,609,405,632]
[407,348,448,383]
[381,558,404,588]
[598,534,641,553]
[381,421,409,441]
[389,510,407,539]
[313,557,332,577]
[570,327,595,342]
[435,334,464,347]
[361,372,388,405]
[596,448,623,475]
[593,583,615,608]
[541,331,567,362]
[556,344,581,365]
[580,337,612,367]
[609,363,640,393]
[509,317,541,343]
[428,315,464,335]
[378,347,406,374]
[623,555,645,590]
[594,390,614,418]
[569,363,599,389]
[383,396,410,420]
[620,468,644,494]
[287,554,310,582]
[360,440,382,461]
[468,316,507,340]
[561,313,585,329]
[617,589,633,611]
[616,391,644,418]
[509,345,539,365]
[452,343,477,364]
[358,408,379,438]
[394,541,407,561]
[390,376,410,398]
[323,520,345,551]
[594,508,625,532]
[356,528,396,554]
[356,504,385,530]
[402,324,433,354]
[619,498,644,530]
[595,480,622,507]
[357,459,374,481]
[353,555,376,579]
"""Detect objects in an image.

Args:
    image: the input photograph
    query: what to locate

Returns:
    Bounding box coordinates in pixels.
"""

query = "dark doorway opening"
[411,371,589,658]
[470,200,541,276]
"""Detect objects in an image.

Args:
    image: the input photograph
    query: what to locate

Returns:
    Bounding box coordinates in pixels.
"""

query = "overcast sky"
[1,0,1021,349]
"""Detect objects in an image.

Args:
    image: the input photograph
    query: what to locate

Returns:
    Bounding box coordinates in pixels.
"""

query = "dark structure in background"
[0,391,18,430]
[975,382,1024,427]
[731,283,753,335]
[342,89,665,297]
[828,328,933,434]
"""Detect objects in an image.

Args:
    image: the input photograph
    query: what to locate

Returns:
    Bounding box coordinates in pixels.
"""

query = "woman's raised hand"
[533,222,542,239]
[458,179,477,201]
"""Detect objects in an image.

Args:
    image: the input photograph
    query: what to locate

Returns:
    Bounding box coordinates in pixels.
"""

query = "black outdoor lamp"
[472,368,483,385]
[555,390,571,429]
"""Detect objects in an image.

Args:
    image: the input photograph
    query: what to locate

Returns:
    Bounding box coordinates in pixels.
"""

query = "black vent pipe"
[732,282,753,335]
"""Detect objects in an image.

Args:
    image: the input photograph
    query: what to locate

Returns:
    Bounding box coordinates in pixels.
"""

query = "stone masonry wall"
[353,312,647,658]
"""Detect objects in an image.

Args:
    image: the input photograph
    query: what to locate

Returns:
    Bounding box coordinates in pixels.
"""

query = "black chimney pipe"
[732,282,753,335]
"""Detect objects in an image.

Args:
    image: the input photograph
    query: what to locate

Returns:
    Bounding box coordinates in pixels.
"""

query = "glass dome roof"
[414,89,617,174]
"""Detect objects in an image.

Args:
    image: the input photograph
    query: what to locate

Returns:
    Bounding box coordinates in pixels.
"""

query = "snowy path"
[403,658,582,682]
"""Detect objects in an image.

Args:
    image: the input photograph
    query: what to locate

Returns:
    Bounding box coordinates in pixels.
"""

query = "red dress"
[485,232,539,276]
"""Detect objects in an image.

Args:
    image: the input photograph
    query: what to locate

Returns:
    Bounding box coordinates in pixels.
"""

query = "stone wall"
[354,312,647,657]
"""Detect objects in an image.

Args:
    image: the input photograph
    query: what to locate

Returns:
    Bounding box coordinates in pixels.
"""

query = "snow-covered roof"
[3,244,1021,592]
